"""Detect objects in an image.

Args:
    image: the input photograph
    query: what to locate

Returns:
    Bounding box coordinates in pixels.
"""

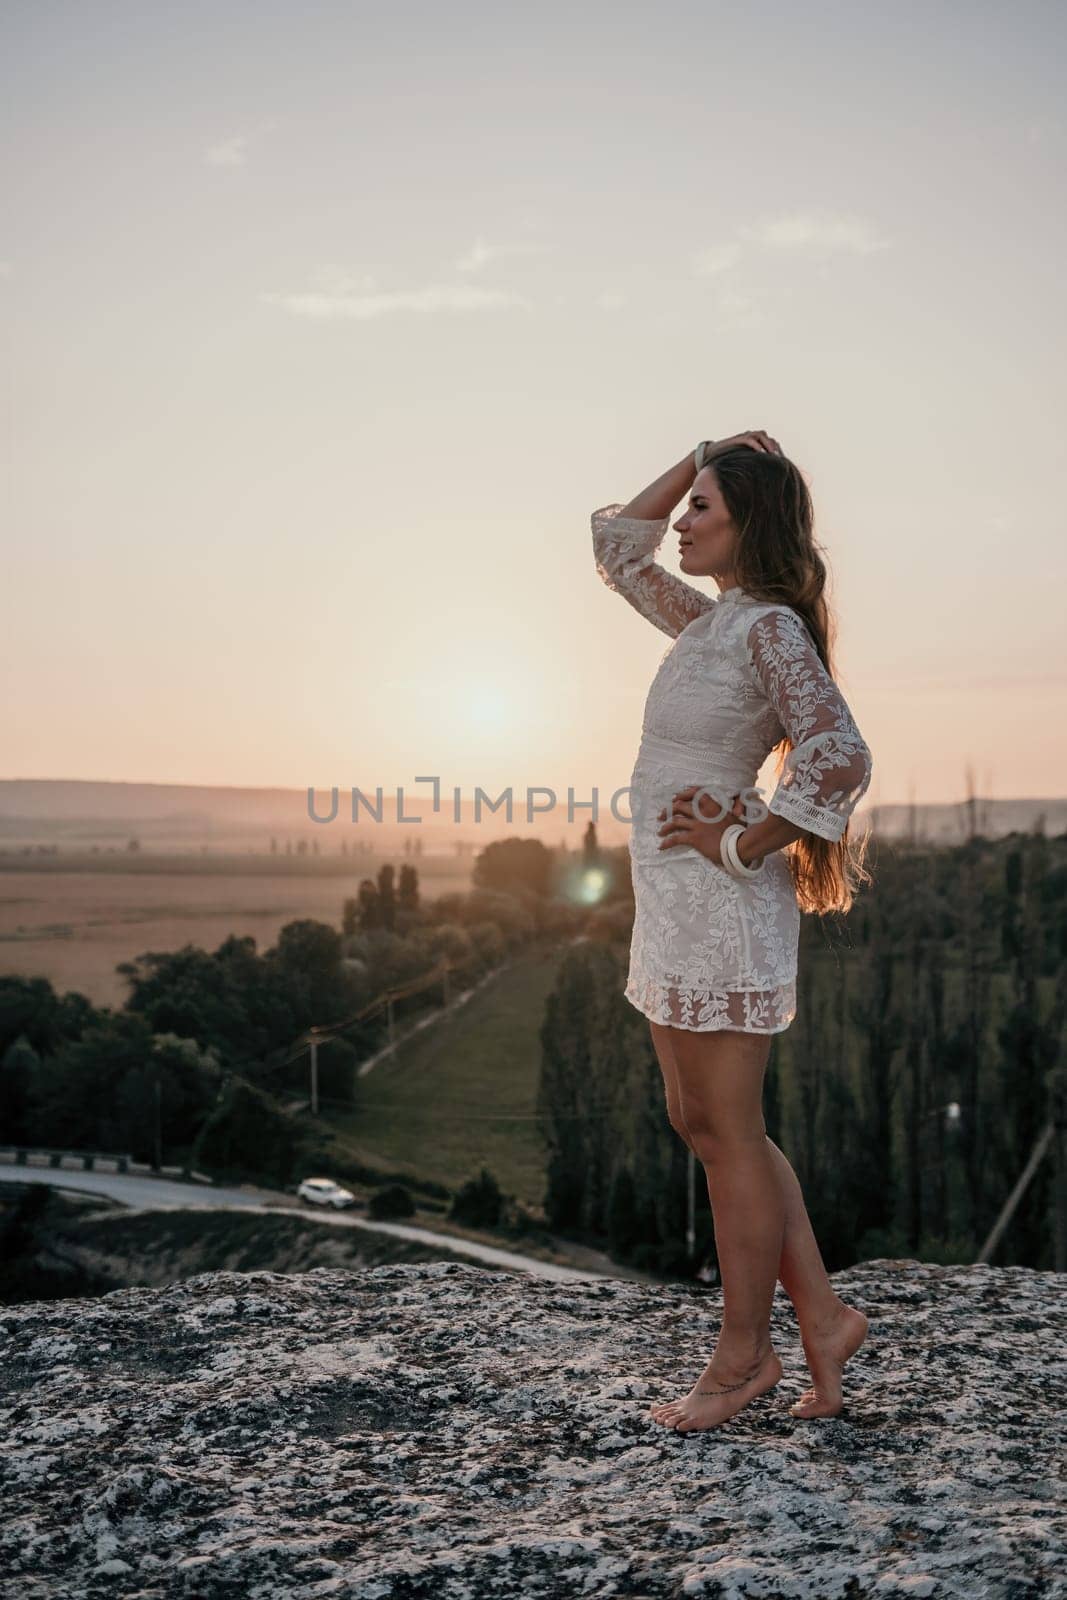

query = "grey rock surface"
[1,1258,1064,1599]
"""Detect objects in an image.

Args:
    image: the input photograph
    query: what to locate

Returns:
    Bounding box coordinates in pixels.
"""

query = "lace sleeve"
[747,608,873,843]
[592,503,716,639]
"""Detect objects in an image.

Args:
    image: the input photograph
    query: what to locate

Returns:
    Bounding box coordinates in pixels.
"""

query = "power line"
[210,957,453,1083]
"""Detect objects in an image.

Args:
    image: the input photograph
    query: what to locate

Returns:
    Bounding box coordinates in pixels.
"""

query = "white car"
[297,1177,357,1210]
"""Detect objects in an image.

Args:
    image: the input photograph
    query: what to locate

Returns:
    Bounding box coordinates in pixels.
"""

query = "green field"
[322,946,569,1208]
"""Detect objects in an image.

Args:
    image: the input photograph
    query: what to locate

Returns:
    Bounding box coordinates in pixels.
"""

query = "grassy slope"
[321,945,568,1208]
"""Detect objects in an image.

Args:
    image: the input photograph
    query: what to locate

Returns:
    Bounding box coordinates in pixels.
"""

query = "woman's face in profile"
[673,468,739,588]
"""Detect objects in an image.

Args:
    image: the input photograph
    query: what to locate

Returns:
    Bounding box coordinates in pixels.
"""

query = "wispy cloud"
[455,236,550,273]
[741,211,890,259]
[597,290,626,312]
[692,211,888,280]
[686,209,887,321]
[307,266,381,296]
[693,243,742,276]
[709,287,764,331]
[1026,117,1061,145]
[204,119,278,169]
[205,134,251,168]
[261,280,531,320]
[690,246,766,327]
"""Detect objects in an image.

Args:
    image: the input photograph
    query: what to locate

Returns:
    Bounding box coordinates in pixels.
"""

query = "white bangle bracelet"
[694,441,711,473]
[719,823,763,879]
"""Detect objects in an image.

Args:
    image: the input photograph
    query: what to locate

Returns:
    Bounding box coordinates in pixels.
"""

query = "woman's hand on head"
[657,787,747,865]
[704,431,783,459]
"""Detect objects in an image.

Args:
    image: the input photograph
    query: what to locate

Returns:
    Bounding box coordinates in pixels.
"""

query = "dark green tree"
[397,864,420,912]
[377,865,397,932]
[193,1078,296,1188]
[473,837,553,899]
[450,1167,502,1227]
[607,1163,639,1256]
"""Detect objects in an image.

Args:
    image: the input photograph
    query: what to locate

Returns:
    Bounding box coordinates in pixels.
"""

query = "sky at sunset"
[4,0,1065,817]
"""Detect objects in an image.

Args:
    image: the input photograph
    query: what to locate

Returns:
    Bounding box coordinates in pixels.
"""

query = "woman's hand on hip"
[657,787,747,864]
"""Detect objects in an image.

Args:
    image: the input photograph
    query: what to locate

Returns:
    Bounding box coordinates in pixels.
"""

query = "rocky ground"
[1,1257,1064,1599]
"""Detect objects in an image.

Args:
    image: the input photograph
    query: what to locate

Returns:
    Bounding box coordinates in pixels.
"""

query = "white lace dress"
[592,503,874,1034]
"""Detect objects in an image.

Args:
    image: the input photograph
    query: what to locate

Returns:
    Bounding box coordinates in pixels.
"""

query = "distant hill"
[0,778,577,855]
[864,797,1067,843]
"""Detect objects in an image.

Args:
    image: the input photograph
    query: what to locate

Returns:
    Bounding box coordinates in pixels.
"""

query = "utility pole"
[977,1062,1066,1267]
[1049,1064,1067,1272]
[309,1033,319,1116]
[976,1121,1053,1264]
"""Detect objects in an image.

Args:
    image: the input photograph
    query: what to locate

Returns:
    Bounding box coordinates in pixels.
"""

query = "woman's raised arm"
[592,451,714,639]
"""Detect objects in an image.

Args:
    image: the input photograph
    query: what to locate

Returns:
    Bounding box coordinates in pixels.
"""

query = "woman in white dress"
[592,431,874,1432]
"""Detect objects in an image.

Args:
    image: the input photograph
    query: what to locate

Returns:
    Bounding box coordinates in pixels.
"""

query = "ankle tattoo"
[697,1375,755,1394]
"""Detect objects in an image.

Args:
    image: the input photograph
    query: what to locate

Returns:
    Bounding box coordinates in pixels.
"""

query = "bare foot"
[789,1302,868,1419]
[648,1347,783,1433]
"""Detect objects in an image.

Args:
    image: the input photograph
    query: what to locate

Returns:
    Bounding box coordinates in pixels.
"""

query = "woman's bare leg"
[647,1023,785,1432]
[762,1136,869,1416]
[646,1020,868,1419]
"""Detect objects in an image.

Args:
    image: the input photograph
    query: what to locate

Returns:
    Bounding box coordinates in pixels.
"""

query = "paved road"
[0,1163,601,1283]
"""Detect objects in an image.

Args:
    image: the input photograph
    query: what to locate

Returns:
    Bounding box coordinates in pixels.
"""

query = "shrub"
[449,1166,502,1228]
[368,1183,415,1219]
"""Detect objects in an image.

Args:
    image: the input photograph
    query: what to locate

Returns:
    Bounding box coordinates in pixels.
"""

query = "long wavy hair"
[709,446,873,916]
